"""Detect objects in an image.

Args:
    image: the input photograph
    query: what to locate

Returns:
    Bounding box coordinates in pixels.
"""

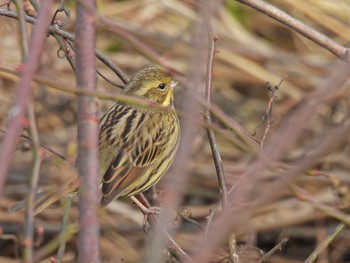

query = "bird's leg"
[130,195,161,230]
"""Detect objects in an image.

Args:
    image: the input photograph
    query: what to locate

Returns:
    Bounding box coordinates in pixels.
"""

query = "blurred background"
[1,0,350,262]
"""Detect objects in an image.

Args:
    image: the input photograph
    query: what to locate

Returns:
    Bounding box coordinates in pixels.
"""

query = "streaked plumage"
[10,67,180,214]
[99,67,180,206]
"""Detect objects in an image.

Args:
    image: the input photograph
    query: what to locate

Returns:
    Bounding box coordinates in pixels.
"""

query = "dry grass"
[1,0,350,262]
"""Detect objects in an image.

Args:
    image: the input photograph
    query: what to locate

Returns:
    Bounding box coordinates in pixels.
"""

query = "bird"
[10,67,180,215]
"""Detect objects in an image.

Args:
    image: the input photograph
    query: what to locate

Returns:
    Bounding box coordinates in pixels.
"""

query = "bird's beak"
[170,80,178,89]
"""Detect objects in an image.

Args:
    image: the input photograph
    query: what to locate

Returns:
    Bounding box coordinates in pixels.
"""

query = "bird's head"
[123,67,177,107]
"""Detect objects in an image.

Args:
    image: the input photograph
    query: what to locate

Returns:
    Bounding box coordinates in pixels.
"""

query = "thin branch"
[50,24,130,84]
[203,12,228,211]
[137,194,192,262]
[294,186,350,226]
[29,0,38,12]
[260,79,283,152]
[23,104,42,262]
[53,34,76,73]
[203,205,219,241]
[34,225,77,262]
[227,233,239,263]
[304,223,345,263]
[236,0,350,62]
[0,129,66,160]
[258,238,288,262]
[53,30,123,88]
[56,196,72,262]
[13,0,28,57]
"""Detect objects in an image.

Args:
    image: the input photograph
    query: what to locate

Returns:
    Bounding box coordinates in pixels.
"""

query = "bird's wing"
[100,109,177,206]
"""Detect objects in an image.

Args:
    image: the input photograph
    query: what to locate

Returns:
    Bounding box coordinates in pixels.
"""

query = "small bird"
[10,67,180,215]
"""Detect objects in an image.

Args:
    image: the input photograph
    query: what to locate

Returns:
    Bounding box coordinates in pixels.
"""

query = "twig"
[22,104,43,263]
[293,186,350,226]
[203,205,219,241]
[228,233,240,263]
[34,225,77,262]
[236,0,350,62]
[137,194,192,262]
[304,223,345,263]
[0,232,20,259]
[0,0,55,198]
[260,79,283,152]
[258,238,288,262]
[29,0,38,12]
[95,49,129,84]
[54,30,123,88]
[0,129,66,160]
[203,11,228,211]
[56,196,72,262]
[51,2,126,89]
[96,69,124,89]
[52,33,76,73]
[177,209,203,231]
[13,0,28,57]
[75,0,100,261]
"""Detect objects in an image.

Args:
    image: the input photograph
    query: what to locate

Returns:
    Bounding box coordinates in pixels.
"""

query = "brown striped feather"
[100,108,179,206]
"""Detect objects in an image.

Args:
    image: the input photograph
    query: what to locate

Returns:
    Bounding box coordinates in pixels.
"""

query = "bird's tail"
[9,190,62,215]
[9,179,79,215]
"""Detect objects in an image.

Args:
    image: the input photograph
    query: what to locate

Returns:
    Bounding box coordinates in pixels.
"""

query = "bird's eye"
[157,83,166,90]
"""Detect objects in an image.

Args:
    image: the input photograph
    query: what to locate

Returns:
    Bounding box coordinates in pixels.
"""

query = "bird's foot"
[130,196,161,231]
